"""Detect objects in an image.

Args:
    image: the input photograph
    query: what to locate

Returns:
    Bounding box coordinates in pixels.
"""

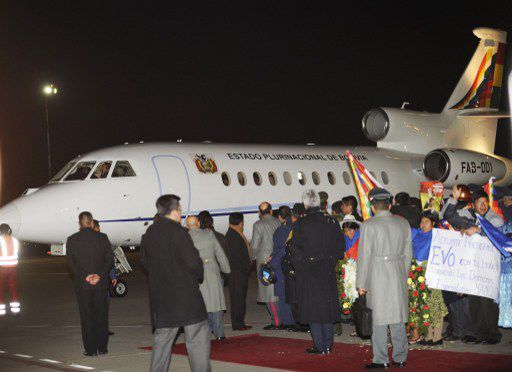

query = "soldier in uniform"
[291,190,345,354]
[356,188,412,369]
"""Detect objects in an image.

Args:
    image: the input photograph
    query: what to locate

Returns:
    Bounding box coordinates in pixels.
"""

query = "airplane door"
[152,155,191,215]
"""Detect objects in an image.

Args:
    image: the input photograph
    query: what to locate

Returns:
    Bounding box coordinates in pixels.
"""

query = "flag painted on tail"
[476,215,512,258]
[484,177,505,219]
[346,150,382,220]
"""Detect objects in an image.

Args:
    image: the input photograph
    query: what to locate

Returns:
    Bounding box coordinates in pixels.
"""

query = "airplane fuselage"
[3,143,426,247]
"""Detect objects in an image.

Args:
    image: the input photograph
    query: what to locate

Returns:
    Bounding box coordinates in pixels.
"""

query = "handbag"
[352,294,373,339]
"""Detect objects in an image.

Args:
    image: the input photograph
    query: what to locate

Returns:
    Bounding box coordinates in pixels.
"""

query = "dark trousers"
[450,296,474,338]
[76,289,109,353]
[310,323,334,352]
[468,295,502,342]
[228,270,248,329]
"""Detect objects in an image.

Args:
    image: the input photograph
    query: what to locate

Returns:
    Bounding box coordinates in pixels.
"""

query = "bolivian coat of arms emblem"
[193,154,218,174]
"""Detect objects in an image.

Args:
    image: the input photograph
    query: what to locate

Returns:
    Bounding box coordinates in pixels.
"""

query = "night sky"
[1,4,511,204]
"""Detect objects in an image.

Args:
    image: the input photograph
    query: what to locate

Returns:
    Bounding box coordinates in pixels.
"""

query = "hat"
[340,214,361,229]
[258,263,277,286]
[319,191,329,203]
[368,187,392,202]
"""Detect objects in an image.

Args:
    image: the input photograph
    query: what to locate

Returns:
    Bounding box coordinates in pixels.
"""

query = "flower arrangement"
[336,258,358,315]
[408,259,431,334]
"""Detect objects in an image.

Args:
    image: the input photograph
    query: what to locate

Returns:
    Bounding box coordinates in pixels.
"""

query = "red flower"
[411,308,417,313]
[409,272,415,279]
[416,266,423,272]
[343,310,350,315]
[419,283,426,290]
[409,322,415,327]
[341,293,347,299]
[423,322,430,327]
[422,305,429,310]
[412,291,419,297]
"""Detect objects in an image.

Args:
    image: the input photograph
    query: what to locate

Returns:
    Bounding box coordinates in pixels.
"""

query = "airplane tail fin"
[444,28,507,112]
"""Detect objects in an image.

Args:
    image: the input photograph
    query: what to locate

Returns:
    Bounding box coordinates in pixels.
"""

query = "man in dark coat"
[291,190,345,354]
[225,212,252,331]
[66,211,115,356]
[140,194,210,372]
[390,192,422,228]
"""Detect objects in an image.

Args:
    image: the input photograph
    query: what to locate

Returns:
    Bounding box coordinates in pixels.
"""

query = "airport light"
[43,84,58,179]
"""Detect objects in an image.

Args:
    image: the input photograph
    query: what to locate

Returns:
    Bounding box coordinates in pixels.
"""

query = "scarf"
[411,228,432,261]
[344,229,360,260]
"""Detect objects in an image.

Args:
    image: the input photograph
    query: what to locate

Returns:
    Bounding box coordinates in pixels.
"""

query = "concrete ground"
[0,251,510,371]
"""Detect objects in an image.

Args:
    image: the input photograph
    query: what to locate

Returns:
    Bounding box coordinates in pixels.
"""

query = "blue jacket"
[270,220,292,297]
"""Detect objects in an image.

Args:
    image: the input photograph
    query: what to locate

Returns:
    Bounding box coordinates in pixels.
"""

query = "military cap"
[368,187,392,202]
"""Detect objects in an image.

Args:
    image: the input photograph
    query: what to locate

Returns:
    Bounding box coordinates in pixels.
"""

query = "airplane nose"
[0,203,21,236]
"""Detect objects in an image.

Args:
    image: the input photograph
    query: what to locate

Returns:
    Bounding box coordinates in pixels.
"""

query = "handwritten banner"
[425,228,501,301]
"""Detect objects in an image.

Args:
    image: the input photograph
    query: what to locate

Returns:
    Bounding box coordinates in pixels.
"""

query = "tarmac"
[0,251,510,371]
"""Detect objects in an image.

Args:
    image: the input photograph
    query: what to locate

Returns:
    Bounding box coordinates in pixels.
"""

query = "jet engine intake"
[362,108,389,142]
[422,149,507,187]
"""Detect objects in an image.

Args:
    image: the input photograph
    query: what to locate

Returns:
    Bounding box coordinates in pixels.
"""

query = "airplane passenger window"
[253,172,262,186]
[370,171,377,180]
[312,171,320,185]
[50,161,77,182]
[64,161,97,181]
[327,171,336,185]
[381,171,389,185]
[268,172,277,186]
[91,161,112,179]
[221,172,230,186]
[112,161,136,178]
[298,171,306,185]
[283,171,292,186]
[237,172,247,186]
[343,171,351,185]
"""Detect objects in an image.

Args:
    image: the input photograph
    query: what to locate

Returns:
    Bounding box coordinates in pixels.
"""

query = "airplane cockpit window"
[50,161,77,182]
[112,161,136,178]
[65,161,97,181]
[91,161,112,179]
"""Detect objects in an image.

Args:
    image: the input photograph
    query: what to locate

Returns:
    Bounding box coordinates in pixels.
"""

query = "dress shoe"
[364,362,390,369]
[417,339,433,346]
[443,335,460,342]
[462,336,479,344]
[98,350,108,355]
[216,336,226,341]
[285,324,299,332]
[481,338,500,345]
[391,361,406,368]
[263,324,280,330]
[83,351,98,357]
[431,339,443,346]
[325,347,333,354]
[233,325,252,331]
[305,347,325,355]
[108,331,115,335]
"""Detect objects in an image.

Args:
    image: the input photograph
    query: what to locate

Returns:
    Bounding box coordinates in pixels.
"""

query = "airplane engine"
[362,108,446,154]
[422,149,512,187]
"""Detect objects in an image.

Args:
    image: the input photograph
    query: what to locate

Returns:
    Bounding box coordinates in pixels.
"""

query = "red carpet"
[141,333,511,371]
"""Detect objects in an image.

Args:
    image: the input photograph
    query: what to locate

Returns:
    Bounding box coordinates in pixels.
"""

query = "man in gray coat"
[251,202,281,330]
[356,188,412,369]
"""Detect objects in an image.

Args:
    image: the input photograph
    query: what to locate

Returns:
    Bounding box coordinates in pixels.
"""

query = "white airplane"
[0,27,510,254]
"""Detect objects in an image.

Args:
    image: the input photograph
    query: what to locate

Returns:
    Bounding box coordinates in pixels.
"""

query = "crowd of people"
[59,182,512,371]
